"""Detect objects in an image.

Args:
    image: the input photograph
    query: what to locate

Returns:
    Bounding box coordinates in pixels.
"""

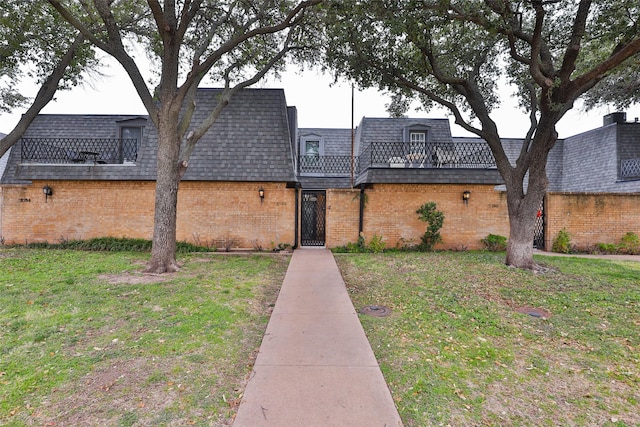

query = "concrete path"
[534,249,640,262]
[233,249,403,427]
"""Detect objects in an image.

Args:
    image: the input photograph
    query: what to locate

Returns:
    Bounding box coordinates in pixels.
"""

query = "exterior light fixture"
[43,185,53,202]
[259,187,265,202]
[462,190,471,205]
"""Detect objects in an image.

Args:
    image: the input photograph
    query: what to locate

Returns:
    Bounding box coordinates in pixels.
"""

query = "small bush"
[367,234,386,253]
[551,229,572,254]
[596,243,618,255]
[619,232,640,255]
[481,234,507,252]
[332,233,385,253]
[416,202,445,251]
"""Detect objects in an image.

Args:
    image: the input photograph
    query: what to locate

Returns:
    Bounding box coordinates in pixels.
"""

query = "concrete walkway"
[534,249,640,262]
[233,249,403,427]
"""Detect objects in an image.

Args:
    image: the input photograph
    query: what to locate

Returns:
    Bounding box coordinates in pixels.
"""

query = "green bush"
[551,229,572,253]
[13,237,211,253]
[481,234,507,252]
[619,232,640,255]
[367,234,386,253]
[332,233,386,253]
[416,202,445,251]
[596,243,618,255]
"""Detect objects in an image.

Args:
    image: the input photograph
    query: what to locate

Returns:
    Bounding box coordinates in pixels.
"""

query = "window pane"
[409,132,426,154]
[305,140,320,156]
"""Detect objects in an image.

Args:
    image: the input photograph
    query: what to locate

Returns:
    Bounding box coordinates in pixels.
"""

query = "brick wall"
[4,181,636,252]
[545,192,640,249]
[0,180,295,249]
[325,188,361,247]
[350,183,510,250]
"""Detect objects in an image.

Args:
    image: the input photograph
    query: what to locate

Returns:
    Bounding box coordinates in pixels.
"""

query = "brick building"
[1,89,639,250]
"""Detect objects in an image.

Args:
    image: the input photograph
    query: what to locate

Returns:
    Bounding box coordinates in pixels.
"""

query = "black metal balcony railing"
[359,141,496,171]
[621,158,640,179]
[298,141,496,177]
[299,155,358,176]
[21,138,138,164]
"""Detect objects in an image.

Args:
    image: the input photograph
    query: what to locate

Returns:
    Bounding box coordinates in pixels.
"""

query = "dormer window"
[116,117,146,163]
[300,134,325,175]
[409,131,426,155]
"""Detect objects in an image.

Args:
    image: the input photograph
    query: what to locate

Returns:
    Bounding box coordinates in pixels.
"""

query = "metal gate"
[533,199,545,249]
[301,190,326,246]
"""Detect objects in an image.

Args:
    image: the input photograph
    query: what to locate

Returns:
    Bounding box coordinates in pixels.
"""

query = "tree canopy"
[48,0,323,272]
[323,0,640,268]
[0,0,96,157]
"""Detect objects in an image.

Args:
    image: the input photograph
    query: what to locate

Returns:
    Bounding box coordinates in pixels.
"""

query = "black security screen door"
[533,200,545,249]
[301,190,326,246]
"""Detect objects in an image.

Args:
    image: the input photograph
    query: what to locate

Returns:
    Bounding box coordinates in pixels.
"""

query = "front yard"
[336,252,640,426]
[1,248,638,426]
[0,249,288,426]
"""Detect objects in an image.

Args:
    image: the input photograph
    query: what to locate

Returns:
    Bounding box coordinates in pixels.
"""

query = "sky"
[1,55,638,139]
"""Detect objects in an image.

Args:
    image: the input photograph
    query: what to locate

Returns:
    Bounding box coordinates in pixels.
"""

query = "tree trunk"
[503,120,556,270]
[145,115,182,274]
[505,200,538,269]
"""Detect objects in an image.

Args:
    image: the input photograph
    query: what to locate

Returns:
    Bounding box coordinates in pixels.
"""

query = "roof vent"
[603,112,626,126]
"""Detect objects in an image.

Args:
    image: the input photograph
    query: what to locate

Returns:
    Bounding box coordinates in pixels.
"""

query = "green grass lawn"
[0,249,289,426]
[335,252,640,427]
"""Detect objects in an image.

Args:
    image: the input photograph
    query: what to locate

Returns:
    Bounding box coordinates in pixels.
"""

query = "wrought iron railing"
[299,155,358,176]
[621,158,640,179]
[359,141,496,171]
[21,138,138,164]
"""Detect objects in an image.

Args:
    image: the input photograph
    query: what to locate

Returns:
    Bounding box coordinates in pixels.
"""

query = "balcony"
[359,141,496,171]
[20,138,138,164]
[299,155,358,176]
[298,141,496,178]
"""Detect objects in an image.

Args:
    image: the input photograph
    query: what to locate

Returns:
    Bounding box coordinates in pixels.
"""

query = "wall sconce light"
[259,187,265,202]
[462,190,471,205]
[43,185,53,203]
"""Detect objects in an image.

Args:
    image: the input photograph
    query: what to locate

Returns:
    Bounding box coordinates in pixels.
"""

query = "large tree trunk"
[146,113,182,274]
[503,120,556,269]
[504,194,540,269]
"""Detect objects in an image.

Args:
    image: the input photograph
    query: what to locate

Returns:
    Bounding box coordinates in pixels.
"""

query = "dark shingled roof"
[2,88,295,184]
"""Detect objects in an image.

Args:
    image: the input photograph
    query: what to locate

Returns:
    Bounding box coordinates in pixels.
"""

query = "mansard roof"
[2,88,296,184]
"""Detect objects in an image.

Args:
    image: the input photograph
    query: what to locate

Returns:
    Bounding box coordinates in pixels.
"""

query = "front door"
[301,190,326,246]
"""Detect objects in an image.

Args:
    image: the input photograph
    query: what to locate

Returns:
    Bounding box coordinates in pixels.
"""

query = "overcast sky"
[1,56,638,139]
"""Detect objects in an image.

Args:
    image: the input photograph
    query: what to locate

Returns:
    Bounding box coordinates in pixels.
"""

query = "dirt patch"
[98,272,176,285]
[482,354,640,426]
[30,358,184,426]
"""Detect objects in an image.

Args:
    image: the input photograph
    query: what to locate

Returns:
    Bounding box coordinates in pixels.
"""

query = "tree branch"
[557,0,591,83]
[0,34,86,158]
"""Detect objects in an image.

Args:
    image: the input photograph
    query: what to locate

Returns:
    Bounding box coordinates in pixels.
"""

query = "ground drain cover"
[515,306,551,319]
[360,305,391,317]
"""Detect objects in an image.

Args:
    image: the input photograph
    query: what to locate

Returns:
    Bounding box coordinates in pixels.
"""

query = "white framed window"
[300,134,324,175]
[409,131,426,154]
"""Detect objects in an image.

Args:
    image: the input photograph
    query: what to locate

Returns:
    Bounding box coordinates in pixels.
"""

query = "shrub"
[596,243,618,255]
[551,229,572,254]
[367,234,386,253]
[481,234,507,252]
[12,237,211,252]
[618,232,640,255]
[416,202,445,251]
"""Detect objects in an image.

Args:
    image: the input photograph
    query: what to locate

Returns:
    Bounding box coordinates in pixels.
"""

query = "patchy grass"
[335,252,640,427]
[0,249,288,426]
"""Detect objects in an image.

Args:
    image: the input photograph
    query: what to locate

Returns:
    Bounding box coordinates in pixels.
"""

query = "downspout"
[293,183,300,249]
[358,184,365,236]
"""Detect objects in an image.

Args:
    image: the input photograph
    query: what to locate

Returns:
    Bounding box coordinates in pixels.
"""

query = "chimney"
[603,112,626,126]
